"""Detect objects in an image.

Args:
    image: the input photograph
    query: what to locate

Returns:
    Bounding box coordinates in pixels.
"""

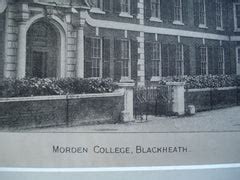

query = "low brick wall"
[185,87,239,112]
[0,90,124,129]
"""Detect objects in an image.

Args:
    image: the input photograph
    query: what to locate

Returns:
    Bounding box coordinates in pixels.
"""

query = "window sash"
[235,4,240,30]
[200,46,208,75]
[91,58,101,77]
[152,60,160,77]
[151,0,161,18]
[199,0,206,25]
[176,44,184,76]
[218,47,225,74]
[90,38,102,77]
[92,0,103,9]
[151,42,161,77]
[216,0,223,28]
[174,0,182,22]
[121,0,130,13]
[120,39,130,77]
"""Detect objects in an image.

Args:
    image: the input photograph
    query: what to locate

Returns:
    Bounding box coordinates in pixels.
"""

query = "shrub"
[0,78,118,98]
[55,78,118,94]
[159,75,240,89]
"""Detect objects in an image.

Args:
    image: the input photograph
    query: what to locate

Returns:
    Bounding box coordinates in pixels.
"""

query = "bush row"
[159,75,240,89]
[0,78,118,98]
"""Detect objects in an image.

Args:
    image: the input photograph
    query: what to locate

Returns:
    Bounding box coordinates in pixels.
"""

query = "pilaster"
[136,0,145,87]
[16,3,29,78]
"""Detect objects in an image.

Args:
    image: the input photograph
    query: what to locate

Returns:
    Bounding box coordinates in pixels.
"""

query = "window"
[200,46,208,75]
[90,0,106,14]
[176,44,184,76]
[92,0,103,9]
[151,0,161,19]
[174,0,183,23]
[236,47,240,75]
[234,3,240,31]
[120,39,130,78]
[151,42,161,77]
[217,47,225,75]
[91,38,102,77]
[216,0,223,30]
[199,0,206,27]
[121,0,130,13]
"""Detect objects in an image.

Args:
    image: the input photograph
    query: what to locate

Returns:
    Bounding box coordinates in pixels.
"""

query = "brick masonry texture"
[0,94,124,129]
[185,88,240,112]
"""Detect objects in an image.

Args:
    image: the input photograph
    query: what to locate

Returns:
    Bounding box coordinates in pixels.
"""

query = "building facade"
[0,0,240,86]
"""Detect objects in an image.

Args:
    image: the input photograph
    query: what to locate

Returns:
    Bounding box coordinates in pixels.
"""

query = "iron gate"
[134,84,173,120]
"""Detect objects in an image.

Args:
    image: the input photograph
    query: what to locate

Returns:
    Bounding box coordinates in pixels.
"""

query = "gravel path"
[22,106,240,133]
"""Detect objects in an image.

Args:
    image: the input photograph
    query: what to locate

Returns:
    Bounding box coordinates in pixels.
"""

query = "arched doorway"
[26,20,60,78]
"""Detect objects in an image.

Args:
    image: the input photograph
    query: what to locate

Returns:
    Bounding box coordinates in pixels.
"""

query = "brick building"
[0,0,240,86]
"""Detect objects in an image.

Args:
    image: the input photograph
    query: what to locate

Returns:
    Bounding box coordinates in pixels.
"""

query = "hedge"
[0,78,118,98]
[159,75,240,89]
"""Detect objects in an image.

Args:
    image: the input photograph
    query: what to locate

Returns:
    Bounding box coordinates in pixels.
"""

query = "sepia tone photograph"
[0,0,240,179]
[0,0,240,133]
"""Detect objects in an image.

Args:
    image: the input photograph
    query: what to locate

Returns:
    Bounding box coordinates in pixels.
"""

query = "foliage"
[159,75,240,89]
[54,78,118,94]
[0,78,118,98]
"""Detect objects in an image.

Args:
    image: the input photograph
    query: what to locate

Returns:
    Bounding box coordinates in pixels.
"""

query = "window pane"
[218,47,224,74]
[92,0,102,9]
[176,44,183,76]
[91,38,101,77]
[121,0,129,13]
[216,0,223,28]
[151,0,160,18]
[151,42,161,77]
[199,0,206,25]
[121,40,130,77]
[200,47,207,75]
[174,0,182,21]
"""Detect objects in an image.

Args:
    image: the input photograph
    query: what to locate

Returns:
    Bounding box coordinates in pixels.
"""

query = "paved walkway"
[24,106,240,133]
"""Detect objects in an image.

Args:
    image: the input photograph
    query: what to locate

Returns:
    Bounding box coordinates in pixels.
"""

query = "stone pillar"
[166,82,185,115]
[16,3,29,78]
[118,82,135,122]
[16,22,26,78]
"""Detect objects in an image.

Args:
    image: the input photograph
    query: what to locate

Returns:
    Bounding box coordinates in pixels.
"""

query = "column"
[16,3,29,78]
[16,21,26,78]
[76,13,86,78]
[76,26,84,78]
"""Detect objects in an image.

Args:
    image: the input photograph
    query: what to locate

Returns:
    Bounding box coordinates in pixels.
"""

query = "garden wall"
[0,90,124,129]
[185,87,240,112]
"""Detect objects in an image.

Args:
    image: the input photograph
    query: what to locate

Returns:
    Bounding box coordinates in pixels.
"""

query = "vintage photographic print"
[0,0,240,179]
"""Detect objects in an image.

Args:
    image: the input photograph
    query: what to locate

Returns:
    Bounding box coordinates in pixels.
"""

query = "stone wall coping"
[117,82,135,88]
[165,82,185,86]
[186,86,238,92]
[68,89,124,99]
[0,89,124,103]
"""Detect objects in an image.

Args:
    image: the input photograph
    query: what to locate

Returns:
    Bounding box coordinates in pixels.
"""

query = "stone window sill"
[216,27,224,31]
[199,24,208,29]
[150,76,161,82]
[173,20,184,26]
[90,8,106,14]
[150,17,163,23]
[119,12,133,18]
[120,77,134,83]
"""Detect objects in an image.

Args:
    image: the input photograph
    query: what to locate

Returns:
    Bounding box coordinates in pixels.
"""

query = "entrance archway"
[26,20,60,78]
